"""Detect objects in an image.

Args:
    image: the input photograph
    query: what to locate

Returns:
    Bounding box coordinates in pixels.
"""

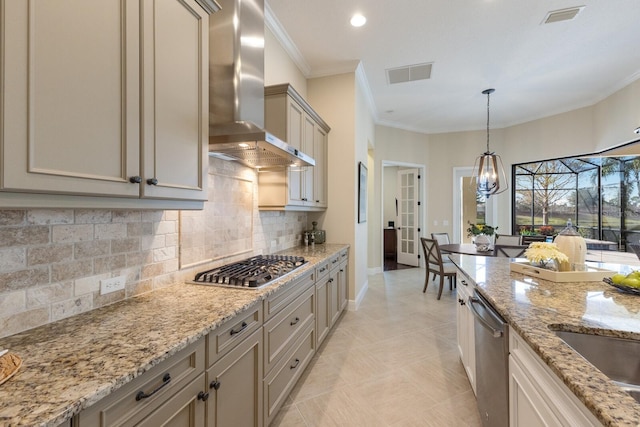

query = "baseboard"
[348,279,368,311]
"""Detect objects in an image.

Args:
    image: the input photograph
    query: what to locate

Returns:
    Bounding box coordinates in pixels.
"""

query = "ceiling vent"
[542,6,585,24]
[386,63,432,85]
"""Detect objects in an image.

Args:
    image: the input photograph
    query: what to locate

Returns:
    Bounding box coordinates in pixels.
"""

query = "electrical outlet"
[100,275,126,295]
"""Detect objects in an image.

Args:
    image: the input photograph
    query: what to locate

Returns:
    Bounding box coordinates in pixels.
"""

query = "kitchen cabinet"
[455,271,476,395]
[509,331,601,427]
[260,84,330,211]
[76,339,207,426]
[1,0,215,207]
[336,249,349,312]
[262,268,316,424]
[316,251,345,347]
[207,328,263,427]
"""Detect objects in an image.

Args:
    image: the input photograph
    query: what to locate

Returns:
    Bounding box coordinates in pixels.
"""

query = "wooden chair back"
[494,244,528,258]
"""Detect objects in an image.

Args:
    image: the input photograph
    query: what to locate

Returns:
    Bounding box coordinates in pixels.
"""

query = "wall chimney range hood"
[208,0,314,169]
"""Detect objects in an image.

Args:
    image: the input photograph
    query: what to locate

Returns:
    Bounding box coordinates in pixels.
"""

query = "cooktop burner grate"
[192,255,306,289]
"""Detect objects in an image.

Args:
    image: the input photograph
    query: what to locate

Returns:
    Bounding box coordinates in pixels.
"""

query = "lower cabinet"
[337,251,349,312]
[207,328,263,427]
[455,272,476,395]
[263,322,316,425]
[75,250,349,427]
[509,331,601,427]
[76,339,207,426]
[136,374,206,426]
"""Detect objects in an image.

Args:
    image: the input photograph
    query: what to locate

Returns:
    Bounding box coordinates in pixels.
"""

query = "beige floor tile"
[270,267,481,427]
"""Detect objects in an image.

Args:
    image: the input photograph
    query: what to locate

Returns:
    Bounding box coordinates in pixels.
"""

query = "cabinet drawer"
[315,259,331,278]
[77,339,205,427]
[136,373,206,427]
[264,284,315,373]
[263,322,316,425]
[208,303,262,366]
[264,268,315,321]
[328,252,341,271]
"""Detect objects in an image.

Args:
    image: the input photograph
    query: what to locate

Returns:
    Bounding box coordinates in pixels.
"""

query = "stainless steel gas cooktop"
[191,255,306,289]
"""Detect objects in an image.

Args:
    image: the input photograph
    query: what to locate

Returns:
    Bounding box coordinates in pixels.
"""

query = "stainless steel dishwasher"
[469,289,509,427]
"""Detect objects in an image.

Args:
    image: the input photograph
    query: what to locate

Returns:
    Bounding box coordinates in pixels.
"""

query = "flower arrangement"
[538,225,555,236]
[467,223,497,237]
[524,242,569,269]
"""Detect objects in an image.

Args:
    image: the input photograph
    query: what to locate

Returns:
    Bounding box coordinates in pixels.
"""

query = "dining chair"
[420,238,457,300]
[521,235,547,245]
[431,232,451,245]
[494,244,528,258]
[496,234,522,245]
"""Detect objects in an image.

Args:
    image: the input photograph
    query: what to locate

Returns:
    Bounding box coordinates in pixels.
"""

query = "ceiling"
[265,0,640,134]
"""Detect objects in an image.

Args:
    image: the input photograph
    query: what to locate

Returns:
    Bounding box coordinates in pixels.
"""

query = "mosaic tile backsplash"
[0,158,307,338]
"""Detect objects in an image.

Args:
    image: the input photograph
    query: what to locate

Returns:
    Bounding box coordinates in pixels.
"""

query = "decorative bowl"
[603,277,640,296]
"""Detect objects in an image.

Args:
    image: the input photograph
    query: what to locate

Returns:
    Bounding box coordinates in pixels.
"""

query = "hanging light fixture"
[472,88,508,197]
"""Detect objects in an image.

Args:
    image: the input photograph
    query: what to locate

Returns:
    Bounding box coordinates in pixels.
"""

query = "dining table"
[439,243,496,256]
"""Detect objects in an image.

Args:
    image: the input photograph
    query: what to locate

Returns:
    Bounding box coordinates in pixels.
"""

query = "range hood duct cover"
[208,0,314,168]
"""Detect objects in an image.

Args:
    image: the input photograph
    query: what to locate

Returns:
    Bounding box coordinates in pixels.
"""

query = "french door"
[397,168,421,266]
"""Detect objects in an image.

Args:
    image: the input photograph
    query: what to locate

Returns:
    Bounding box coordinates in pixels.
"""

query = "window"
[512,141,640,251]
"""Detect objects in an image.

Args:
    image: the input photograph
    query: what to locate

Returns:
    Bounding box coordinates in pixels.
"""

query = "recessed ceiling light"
[350,14,366,27]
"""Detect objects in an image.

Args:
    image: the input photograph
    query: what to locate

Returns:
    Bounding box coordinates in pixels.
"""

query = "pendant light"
[472,88,508,197]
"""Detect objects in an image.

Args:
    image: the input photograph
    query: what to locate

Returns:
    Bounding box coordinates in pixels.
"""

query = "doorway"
[382,162,426,270]
[453,167,496,243]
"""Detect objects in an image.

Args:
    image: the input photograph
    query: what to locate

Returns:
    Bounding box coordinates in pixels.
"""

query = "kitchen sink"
[553,329,640,403]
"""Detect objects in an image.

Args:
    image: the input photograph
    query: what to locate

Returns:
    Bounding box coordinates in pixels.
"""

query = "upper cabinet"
[0,0,218,208]
[260,84,330,211]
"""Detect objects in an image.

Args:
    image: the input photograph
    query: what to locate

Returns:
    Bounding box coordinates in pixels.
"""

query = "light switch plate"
[100,275,126,295]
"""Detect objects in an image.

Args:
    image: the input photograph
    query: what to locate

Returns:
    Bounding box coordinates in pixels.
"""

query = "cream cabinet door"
[140,0,208,201]
[286,97,305,205]
[1,0,140,197]
[313,125,328,207]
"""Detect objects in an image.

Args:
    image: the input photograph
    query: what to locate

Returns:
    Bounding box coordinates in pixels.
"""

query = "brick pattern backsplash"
[0,158,307,338]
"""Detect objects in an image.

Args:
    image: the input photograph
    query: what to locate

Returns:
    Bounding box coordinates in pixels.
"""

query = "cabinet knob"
[146,178,159,186]
[129,176,142,184]
[458,298,466,306]
[210,380,221,390]
[197,391,209,401]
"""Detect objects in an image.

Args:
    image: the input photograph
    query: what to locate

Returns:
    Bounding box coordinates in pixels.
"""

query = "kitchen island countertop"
[450,254,640,427]
[0,243,348,427]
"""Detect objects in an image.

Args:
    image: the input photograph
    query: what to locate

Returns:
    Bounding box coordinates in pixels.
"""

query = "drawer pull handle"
[320,267,326,272]
[197,391,209,401]
[290,317,300,326]
[210,380,221,390]
[328,278,334,283]
[230,321,248,336]
[290,358,300,369]
[332,259,338,264]
[136,373,171,401]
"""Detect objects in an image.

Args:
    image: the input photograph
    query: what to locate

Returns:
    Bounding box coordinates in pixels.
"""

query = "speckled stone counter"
[450,255,640,427]
[0,243,348,427]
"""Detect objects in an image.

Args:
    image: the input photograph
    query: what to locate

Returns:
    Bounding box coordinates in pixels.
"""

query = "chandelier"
[472,88,508,197]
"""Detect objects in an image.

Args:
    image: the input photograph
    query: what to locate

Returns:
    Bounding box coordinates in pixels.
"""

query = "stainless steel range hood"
[208,0,314,168]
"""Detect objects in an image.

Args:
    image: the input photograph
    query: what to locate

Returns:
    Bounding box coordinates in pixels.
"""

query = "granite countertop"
[0,243,348,427]
[451,254,640,427]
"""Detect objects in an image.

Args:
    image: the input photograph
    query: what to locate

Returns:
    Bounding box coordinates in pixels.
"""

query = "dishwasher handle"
[468,296,503,338]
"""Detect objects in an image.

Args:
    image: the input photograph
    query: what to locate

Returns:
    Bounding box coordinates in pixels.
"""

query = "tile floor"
[271,267,483,427]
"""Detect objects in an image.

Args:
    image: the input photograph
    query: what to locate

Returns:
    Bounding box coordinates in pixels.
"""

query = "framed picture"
[358,161,367,223]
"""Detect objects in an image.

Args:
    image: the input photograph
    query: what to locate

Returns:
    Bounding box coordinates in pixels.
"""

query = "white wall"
[264,28,307,96]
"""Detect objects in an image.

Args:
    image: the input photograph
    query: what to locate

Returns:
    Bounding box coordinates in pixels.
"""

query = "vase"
[474,234,492,252]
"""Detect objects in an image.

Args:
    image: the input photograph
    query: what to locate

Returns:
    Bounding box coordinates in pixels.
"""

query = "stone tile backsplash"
[0,159,307,338]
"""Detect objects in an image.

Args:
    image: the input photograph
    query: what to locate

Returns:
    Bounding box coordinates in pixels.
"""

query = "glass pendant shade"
[473,88,508,197]
[474,151,508,197]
